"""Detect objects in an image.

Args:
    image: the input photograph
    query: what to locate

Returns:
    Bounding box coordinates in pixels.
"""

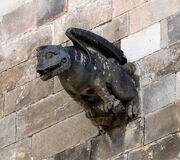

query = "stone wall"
[0,0,180,160]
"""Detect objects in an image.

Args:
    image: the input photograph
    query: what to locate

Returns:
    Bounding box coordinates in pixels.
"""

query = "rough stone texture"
[54,77,63,93]
[54,142,91,160]
[161,19,168,49]
[142,74,176,114]
[54,0,112,44]
[37,0,67,25]
[0,0,29,17]
[130,0,180,33]
[0,59,36,94]
[0,26,52,73]
[17,90,82,139]
[121,23,160,62]
[112,154,128,160]
[93,13,128,42]
[0,94,4,117]
[4,78,54,115]
[129,133,180,160]
[145,102,180,144]
[0,113,16,148]
[113,0,146,18]
[136,42,180,87]
[0,138,31,160]
[2,1,36,41]
[68,0,90,11]
[168,12,180,45]
[32,113,98,160]
[91,119,143,160]
[177,71,180,101]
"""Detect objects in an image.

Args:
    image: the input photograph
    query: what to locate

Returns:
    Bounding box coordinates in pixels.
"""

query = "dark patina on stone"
[36,28,139,133]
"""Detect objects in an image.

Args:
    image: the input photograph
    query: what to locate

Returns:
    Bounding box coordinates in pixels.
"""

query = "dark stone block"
[129,133,180,160]
[168,12,180,45]
[37,0,66,25]
[54,142,91,160]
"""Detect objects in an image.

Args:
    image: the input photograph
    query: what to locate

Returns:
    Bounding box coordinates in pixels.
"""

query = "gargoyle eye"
[46,52,55,59]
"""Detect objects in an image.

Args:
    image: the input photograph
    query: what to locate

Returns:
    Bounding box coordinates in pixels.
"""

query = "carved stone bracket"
[36,28,139,133]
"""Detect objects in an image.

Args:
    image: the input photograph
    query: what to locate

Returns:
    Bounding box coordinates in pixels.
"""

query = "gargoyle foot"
[127,95,139,119]
[85,109,96,119]
[103,95,115,112]
[112,99,125,115]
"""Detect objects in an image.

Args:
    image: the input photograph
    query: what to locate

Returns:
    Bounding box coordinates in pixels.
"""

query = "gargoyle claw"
[85,109,96,119]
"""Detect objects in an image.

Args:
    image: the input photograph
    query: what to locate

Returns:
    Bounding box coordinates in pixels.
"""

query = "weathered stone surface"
[112,154,128,160]
[113,0,146,18]
[54,0,112,44]
[0,0,28,17]
[54,142,91,160]
[177,71,180,101]
[0,113,16,148]
[2,1,36,41]
[0,59,36,94]
[54,77,63,93]
[129,133,180,160]
[136,42,180,87]
[130,0,180,33]
[121,23,160,62]
[0,138,31,160]
[32,113,98,159]
[17,90,82,139]
[0,94,4,117]
[145,102,180,144]
[93,13,128,42]
[0,26,52,73]
[168,12,180,45]
[161,19,168,49]
[91,119,143,160]
[37,0,67,25]
[68,0,90,11]
[142,74,176,114]
[4,78,53,115]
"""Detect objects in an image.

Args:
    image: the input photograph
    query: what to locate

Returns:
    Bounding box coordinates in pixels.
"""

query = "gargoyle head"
[36,45,71,81]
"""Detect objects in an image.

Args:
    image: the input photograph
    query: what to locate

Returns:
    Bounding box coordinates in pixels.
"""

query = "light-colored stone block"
[68,0,90,11]
[0,95,4,117]
[177,71,180,101]
[121,23,160,62]
[0,113,16,148]
[32,112,98,159]
[54,0,112,44]
[130,0,180,33]
[17,90,82,139]
[145,102,180,144]
[0,138,31,160]
[142,74,176,114]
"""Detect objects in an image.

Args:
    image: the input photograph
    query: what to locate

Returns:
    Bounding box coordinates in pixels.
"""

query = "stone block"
[136,42,180,87]
[54,142,91,160]
[93,13,128,42]
[68,0,90,11]
[37,0,67,25]
[161,19,168,49]
[91,119,143,160]
[0,113,16,148]
[121,23,160,62]
[145,102,180,144]
[177,71,180,101]
[54,76,63,93]
[17,90,82,139]
[130,0,180,33]
[0,0,28,17]
[168,12,180,45]
[54,0,112,44]
[142,74,176,114]
[4,78,53,115]
[0,138,31,160]
[0,59,36,94]
[113,0,146,18]
[32,112,98,160]
[0,26,52,73]
[2,1,36,41]
[0,95,4,117]
[129,133,180,160]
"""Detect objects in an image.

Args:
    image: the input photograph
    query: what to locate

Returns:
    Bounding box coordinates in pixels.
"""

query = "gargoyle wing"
[65,27,127,65]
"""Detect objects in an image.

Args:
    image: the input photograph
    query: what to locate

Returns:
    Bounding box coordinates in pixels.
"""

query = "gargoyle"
[36,28,138,133]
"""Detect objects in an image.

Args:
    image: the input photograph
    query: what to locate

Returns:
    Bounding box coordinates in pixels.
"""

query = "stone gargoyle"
[36,28,139,133]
